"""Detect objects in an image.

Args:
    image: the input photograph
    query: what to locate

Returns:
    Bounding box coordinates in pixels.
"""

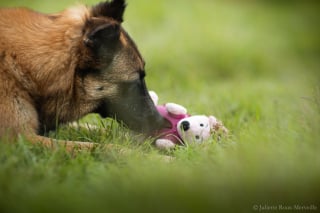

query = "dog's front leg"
[26,134,100,153]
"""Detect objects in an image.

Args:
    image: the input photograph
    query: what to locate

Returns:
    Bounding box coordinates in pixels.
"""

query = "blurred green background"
[0,0,319,213]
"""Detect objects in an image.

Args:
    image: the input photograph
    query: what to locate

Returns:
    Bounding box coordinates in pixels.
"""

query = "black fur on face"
[75,0,169,134]
[83,18,121,58]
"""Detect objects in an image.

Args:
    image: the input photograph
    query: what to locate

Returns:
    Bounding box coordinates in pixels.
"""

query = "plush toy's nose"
[181,121,190,131]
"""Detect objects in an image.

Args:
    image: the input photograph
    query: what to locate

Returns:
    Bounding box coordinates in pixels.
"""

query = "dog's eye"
[97,86,104,91]
[200,123,204,127]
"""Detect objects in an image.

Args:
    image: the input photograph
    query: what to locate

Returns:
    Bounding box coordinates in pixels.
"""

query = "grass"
[0,0,320,212]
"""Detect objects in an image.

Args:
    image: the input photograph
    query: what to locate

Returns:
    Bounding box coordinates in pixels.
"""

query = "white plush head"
[177,115,217,144]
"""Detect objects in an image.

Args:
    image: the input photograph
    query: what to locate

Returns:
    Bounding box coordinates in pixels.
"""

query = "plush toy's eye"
[200,123,204,127]
[195,135,200,140]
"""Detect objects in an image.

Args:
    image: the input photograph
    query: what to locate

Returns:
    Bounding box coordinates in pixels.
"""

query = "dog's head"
[77,0,169,134]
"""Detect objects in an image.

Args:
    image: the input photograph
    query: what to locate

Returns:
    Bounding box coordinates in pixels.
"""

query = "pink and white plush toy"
[150,91,228,149]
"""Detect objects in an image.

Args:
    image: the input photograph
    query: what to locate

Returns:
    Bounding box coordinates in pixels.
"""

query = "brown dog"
[0,0,168,151]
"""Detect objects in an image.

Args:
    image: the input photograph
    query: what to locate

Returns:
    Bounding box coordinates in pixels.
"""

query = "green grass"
[0,0,320,212]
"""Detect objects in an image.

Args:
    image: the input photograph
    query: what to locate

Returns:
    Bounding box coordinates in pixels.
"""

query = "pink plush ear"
[209,115,228,134]
[208,116,218,129]
[149,91,158,105]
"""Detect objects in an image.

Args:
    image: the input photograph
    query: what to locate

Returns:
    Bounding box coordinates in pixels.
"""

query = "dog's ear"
[84,21,120,48]
[91,0,126,23]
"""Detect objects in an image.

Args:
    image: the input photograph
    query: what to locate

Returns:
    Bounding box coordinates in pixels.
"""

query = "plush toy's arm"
[155,139,176,149]
[165,103,187,115]
[149,91,187,115]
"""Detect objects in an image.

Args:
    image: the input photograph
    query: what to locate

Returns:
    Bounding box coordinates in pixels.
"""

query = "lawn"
[0,0,319,212]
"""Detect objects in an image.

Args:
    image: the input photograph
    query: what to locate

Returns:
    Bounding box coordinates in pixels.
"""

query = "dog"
[0,0,168,151]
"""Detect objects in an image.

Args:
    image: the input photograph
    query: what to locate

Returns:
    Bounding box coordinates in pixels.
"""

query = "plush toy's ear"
[208,116,218,129]
[149,91,158,105]
[92,0,126,22]
[209,115,228,134]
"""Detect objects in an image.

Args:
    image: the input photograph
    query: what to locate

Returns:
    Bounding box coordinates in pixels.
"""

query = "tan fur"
[0,7,88,129]
[0,6,91,149]
[0,2,160,152]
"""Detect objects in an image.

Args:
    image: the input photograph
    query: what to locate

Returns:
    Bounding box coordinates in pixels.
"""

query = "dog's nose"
[181,121,190,131]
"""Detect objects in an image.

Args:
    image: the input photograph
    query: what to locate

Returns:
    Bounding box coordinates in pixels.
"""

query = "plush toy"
[150,91,228,149]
